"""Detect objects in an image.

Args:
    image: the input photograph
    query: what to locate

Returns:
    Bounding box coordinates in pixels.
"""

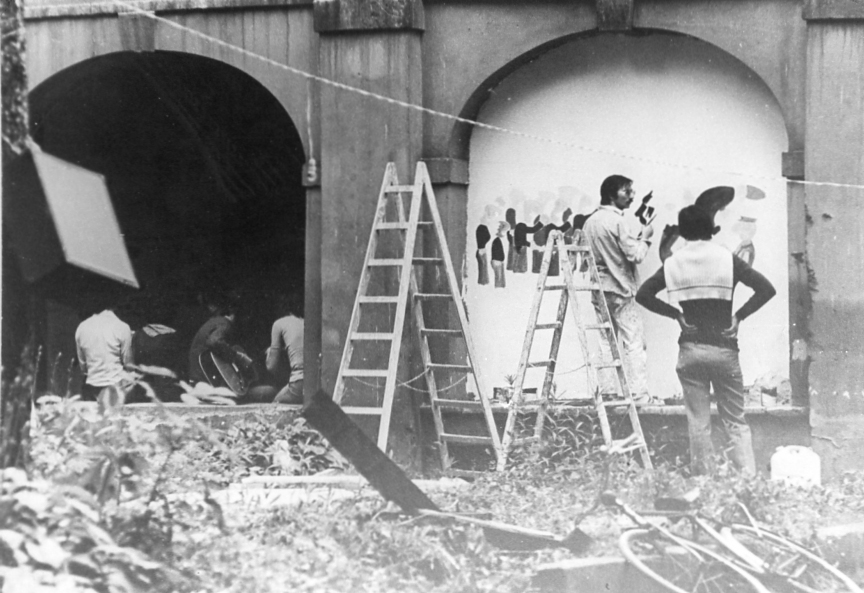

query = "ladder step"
[543,285,566,291]
[611,437,647,454]
[571,284,602,291]
[585,323,613,330]
[594,361,623,369]
[511,435,540,446]
[602,399,633,407]
[368,258,405,267]
[440,433,494,445]
[535,322,562,330]
[384,184,415,193]
[565,245,592,253]
[341,369,389,377]
[528,360,554,368]
[412,257,444,265]
[351,332,395,341]
[358,296,399,303]
[428,363,472,372]
[421,329,463,337]
[377,221,434,229]
[445,468,486,479]
[340,407,385,415]
[433,399,483,411]
[414,293,451,300]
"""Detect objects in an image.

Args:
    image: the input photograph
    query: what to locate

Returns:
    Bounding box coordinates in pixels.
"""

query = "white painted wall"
[466,33,789,400]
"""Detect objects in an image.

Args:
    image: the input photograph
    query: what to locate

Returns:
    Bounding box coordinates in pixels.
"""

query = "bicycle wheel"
[727,524,863,593]
[619,528,770,593]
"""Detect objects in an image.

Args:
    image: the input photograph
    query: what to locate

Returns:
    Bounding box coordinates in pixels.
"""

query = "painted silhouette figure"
[533,205,573,275]
[475,204,499,285]
[732,215,757,265]
[505,208,517,271]
[491,221,510,288]
[511,204,542,274]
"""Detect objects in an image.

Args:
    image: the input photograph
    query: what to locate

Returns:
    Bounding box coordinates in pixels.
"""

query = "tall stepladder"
[502,230,653,470]
[333,162,504,475]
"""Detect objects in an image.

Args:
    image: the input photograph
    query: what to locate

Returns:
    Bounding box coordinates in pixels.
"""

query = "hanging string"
[87,0,864,192]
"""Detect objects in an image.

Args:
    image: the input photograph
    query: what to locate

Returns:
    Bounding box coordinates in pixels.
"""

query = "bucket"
[770,446,821,487]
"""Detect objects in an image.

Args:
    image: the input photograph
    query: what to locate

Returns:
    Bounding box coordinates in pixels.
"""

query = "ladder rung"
[385,185,415,193]
[340,407,385,415]
[428,363,472,372]
[445,468,486,479]
[368,258,405,267]
[440,434,494,445]
[341,369,389,377]
[414,293,451,300]
[594,361,622,369]
[351,332,395,341]
[585,323,613,330]
[374,221,435,229]
[433,399,483,411]
[511,435,540,445]
[602,399,632,407]
[611,438,647,454]
[565,245,592,253]
[528,360,554,368]
[412,257,444,265]
[543,285,566,291]
[571,284,602,291]
[535,322,562,330]
[358,296,399,303]
[421,329,463,337]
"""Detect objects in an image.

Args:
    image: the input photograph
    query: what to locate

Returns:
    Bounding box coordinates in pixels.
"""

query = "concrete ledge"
[314,0,424,33]
[783,150,805,180]
[24,0,311,20]
[804,0,864,20]
[121,402,302,429]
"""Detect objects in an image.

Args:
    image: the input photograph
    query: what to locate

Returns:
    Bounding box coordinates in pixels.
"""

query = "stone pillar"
[314,0,424,391]
[802,0,864,479]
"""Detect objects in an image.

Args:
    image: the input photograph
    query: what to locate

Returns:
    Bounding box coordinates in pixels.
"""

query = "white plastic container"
[770,446,821,487]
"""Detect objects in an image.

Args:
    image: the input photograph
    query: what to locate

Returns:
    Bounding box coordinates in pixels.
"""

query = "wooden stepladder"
[333,162,504,474]
[501,231,653,469]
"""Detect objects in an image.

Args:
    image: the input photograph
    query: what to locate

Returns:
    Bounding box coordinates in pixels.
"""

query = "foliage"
[0,467,193,593]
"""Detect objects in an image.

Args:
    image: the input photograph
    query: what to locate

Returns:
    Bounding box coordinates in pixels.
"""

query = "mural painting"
[464,33,789,401]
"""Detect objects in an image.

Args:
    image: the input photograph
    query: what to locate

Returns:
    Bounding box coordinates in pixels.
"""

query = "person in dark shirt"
[636,204,775,476]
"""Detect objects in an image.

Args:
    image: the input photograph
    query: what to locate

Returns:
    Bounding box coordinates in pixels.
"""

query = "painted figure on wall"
[510,202,542,274]
[491,221,510,288]
[475,204,499,285]
[732,216,757,266]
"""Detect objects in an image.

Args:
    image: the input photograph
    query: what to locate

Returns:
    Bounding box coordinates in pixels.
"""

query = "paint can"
[770,446,821,487]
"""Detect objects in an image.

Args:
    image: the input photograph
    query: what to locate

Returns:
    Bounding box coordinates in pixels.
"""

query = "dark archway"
[7,50,306,380]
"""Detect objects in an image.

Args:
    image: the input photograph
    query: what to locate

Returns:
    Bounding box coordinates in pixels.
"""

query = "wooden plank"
[302,390,439,514]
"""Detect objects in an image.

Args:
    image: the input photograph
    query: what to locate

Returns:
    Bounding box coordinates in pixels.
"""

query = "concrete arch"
[449,28,790,161]
[24,9,318,158]
[456,29,790,401]
[21,50,307,383]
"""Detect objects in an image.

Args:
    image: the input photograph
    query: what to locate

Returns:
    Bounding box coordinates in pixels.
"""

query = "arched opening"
[5,50,306,389]
[461,31,789,400]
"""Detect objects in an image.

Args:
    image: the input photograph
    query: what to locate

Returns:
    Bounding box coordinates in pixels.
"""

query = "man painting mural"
[583,175,655,403]
[636,204,775,475]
